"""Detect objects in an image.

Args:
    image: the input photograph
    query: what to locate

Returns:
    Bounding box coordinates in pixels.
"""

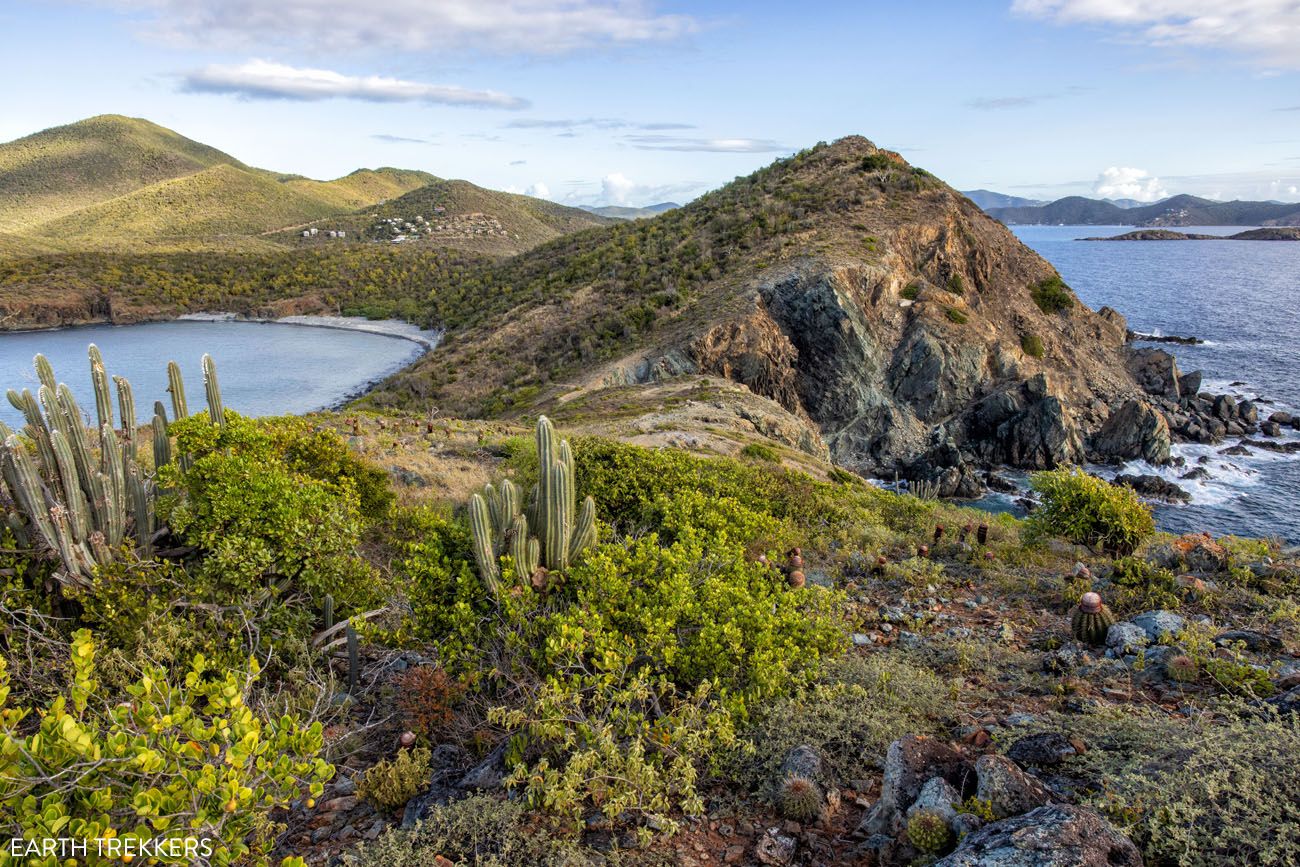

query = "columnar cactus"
[0,350,187,583]
[114,375,137,459]
[1071,592,1116,646]
[466,416,596,598]
[89,344,113,430]
[202,353,225,428]
[167,360,189,420]
[152,413,172,468]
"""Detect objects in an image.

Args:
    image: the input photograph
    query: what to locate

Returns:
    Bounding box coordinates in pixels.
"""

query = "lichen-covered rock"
[934,804,1142,866]
[856,735,973,837]
[1106,622,1149,654]
[906,776,962,827]
[1006,732,1080,767]
[974,754,1052,819]
[1131,610,1186,643]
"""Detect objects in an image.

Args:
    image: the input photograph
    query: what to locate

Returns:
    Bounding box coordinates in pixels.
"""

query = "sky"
[1,0,1299,207]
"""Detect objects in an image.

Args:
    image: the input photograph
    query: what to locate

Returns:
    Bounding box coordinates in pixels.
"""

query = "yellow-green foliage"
[401,441,849,832]
[345,794,591,867]
[1027,468,1154,555]
[1021,332,1045,358]
[357,748,433,810]
[945,306,968,324]
[0,245,490,329]
[0,114,240,233]
[0,630,331,866]
[730,654,949,788]
[740,442,781,462]
[1109,556,1181,613]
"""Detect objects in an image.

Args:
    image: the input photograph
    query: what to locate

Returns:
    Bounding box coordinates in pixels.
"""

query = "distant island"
[1083,227,1300,241]
[980,193,1300,227]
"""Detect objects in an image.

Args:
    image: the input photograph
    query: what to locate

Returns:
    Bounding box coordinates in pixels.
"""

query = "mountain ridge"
[987,192,1300,226]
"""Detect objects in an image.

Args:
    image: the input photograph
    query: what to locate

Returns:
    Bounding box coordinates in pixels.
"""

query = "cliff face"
[361,136,1170,493]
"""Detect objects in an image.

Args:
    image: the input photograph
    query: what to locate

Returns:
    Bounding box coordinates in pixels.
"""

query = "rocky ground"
[268,411,1300,867]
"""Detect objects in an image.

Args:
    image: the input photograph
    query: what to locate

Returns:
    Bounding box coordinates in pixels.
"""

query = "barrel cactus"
[1071,592,1116,646]
[777,775,823,822]
[907,810,952,853]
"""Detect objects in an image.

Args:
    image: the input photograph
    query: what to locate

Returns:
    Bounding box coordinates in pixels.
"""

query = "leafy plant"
[1026,468,1154,555]
[357,747,433,810]
[740,442,780,463]
[945,306,968,324]
[945,274,965,295]
[1021,332,1045,358]
[0,630,332,866]
[1030,275,1074,313]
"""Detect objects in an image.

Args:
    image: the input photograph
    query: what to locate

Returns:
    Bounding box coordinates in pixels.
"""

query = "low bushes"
[0,631,331,866]
[1027,468,1154,555]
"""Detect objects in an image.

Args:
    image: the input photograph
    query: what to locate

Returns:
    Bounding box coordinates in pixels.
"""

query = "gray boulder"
[856,735,973,837]
[934,804,1142,866]
[974,754,1052,819]
[1106,622,1149,654]
[1093,399,1171,464]
[1131,610,1186,643]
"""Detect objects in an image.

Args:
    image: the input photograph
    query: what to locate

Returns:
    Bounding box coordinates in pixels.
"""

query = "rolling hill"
[959,190,1045,210]
[988,193,1300,226]
[0,114,243,233]
[0,117,568,253]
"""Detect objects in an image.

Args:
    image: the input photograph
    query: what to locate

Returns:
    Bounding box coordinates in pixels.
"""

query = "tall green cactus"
[202,354,225,428]
[151,413,171,468]
[465,416,596,598]
[114,375,137,459]
[88,344,113,430]
[0,350,186,583]
[167,361,189,420]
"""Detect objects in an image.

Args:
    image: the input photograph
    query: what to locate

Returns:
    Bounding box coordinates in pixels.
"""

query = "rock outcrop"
[935,804,1142,867]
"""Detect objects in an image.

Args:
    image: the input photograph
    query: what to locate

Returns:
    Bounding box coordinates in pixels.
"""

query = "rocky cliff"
[363,137,1177,495]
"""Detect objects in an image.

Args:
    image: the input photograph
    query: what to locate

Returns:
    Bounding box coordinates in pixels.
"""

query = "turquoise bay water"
[0,319,428,428]
[1013,226,1300,543]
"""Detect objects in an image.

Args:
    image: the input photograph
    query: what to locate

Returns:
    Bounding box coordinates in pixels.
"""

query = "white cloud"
[106,0,698,55]
[525,182,551,199]
[601,172,637,205]
[625,134,787,153]
[1291,185,1299,195]
[1012,0,1300,68]
[1093,166,1169,202]
[181,60,528,108]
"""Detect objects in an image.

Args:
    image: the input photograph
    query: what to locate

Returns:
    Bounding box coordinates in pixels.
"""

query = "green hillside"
[282,167,438,210]
[0,114,242,233]
[33,163,348,243]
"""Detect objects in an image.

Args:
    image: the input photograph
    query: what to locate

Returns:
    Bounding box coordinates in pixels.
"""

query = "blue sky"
[1,0,1298,206]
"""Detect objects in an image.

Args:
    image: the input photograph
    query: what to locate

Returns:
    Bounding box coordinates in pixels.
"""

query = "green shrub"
[901,283,921,301]
[728,654,949,789]
[357,747,433,810]
[1021,333,1045,358]
[402,464,847,831]
[1110,556,1181,613]
[345,795,591,867]
[1030,275,1074,313]
[161,412,378,623]
[945,306,968,324]
[946,274,965,295]
[740,442,780,463]
[1026,468,1154,555]
[860,153,894,172]
[0,630,332,866]
[1090,706,1299,866]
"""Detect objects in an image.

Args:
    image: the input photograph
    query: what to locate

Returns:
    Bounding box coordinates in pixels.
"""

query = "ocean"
[1012,225,1300,543]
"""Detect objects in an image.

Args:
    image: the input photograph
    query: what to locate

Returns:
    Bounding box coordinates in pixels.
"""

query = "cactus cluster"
[907,810,952,853]
[777,774,823,821]
[0,348,226,584]
[1071,592,1116,646]
[468,416,596,597]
